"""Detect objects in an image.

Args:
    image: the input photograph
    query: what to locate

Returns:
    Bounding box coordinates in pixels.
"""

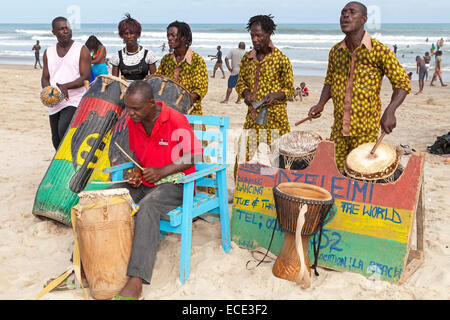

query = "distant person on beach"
[393,44,397,55]
[221,42,246,104]
[156,21,208,116]
[424,52,431,81]
[307,2,410,172]
[300,82,309,96]
[209,45,226,79]
[416,55,427,95]
[85,35,109,83]
[41,16,91,150]
[32,40,42,69]
[161,43,166,52]
[111,14,157,81]
[235,14,294,178]
[407,72,413,80]
[430,50,447,87]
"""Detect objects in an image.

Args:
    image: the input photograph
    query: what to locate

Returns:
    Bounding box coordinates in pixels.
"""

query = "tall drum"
[74,188,136,300]
[272,182,334,287]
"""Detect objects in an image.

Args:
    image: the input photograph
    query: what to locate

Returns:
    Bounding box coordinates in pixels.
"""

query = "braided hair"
[167,21,192,48]
[246,14,276,35]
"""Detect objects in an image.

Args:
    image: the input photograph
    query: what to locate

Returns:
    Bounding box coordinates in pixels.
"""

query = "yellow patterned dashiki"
[155,48,208,115]
[325,32,410,171]
[235,46,294,163]
[325,31,411,138]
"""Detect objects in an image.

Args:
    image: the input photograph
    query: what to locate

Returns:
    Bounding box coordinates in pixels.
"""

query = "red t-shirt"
[128,101,203,187]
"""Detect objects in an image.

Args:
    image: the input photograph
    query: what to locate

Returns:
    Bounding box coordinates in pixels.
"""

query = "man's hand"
[243,90,256,107]
[308,104,325,119]
[142,166,164,185]
[380,109,396,134]
[127,168,143,188]
[56,82,69,100]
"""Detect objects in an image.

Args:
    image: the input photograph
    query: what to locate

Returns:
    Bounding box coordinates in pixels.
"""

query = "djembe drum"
[144,74,193,114]
[40,86,64,107]
[272,131,322,170]
[344,142,403,183]
[74,188,136,300]
[272,182,334,287]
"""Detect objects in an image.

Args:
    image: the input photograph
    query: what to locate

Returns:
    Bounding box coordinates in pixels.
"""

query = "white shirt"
[110,46,157,67]
[226,48,246,76]
[46,41,87,115]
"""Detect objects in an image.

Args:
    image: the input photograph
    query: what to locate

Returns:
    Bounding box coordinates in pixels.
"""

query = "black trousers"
[49,106,77,150]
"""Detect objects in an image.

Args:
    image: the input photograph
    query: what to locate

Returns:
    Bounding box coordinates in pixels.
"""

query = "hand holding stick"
[370,132,386,155]
[114,142,144,171]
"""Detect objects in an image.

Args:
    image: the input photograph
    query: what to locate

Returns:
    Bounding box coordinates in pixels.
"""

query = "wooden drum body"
[272,182,334,284]
[144,74,193,114]
[75,188,135,300]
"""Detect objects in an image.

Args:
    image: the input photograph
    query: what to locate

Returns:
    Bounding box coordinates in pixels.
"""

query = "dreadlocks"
[246,14,276,35]
[167,21,192,48]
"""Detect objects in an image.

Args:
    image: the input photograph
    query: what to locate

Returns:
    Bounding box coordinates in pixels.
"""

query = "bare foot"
[235,100,241,104]
[415,91,423,95]
[118,277,142,299]
[220,100,228,104]
[442,84,448,87]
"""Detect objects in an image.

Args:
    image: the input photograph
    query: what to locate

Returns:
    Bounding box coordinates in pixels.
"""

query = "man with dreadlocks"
[235,14,294,178]
[156,21,208,116]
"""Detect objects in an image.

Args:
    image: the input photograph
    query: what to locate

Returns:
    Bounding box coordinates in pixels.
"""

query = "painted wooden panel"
[231,141,424,283]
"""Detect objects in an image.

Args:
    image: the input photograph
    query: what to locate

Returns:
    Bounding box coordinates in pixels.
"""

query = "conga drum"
[74,188,136,300]
[144,74,193,114]
[272,182,334,287]
[272,131,322,170]
[344,142,403,183]
[40,85,64,107]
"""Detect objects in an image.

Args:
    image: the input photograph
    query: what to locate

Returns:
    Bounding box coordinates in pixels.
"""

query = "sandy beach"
[0,64,449,300]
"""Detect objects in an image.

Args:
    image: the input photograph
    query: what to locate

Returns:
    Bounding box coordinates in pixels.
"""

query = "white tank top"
[46,41,87,115]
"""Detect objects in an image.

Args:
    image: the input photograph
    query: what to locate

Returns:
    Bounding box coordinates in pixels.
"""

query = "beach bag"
[427,131,450,155]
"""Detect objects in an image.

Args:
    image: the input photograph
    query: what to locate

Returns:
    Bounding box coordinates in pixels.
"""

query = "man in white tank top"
[41,17,91,150]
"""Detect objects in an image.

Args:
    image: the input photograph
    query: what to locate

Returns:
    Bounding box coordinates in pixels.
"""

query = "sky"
[1,0,450,24]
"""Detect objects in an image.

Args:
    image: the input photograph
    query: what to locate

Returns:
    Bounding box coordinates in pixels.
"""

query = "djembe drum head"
[344,142,402,183]
[272,131,322,170]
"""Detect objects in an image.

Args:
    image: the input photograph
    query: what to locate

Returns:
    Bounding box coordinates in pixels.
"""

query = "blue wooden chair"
[102,115,231,284]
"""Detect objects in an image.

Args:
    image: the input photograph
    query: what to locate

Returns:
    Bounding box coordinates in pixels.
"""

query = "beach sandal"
[113,294,144,300]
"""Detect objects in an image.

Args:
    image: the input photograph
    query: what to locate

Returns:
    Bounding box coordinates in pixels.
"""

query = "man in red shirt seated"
[109,80,202,299]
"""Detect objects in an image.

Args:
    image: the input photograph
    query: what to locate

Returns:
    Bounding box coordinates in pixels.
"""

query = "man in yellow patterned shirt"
[235,15,294,177]
[308,2,411,171]
[156,21,208,115]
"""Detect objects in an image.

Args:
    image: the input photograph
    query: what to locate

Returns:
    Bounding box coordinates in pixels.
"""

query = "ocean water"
[1,23,449,79]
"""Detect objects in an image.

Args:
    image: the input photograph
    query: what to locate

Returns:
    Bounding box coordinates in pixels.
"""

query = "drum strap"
[245,219,278,270]
[311,221,325,277]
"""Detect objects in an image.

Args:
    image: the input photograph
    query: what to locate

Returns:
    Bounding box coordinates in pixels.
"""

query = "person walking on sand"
[32,40,42,69]
[416,55,427,95]
[430,50,447,87]
[306,2,410,172]
[209,45,226,79]
[221,42,246,104]
[41,17,91,150]
[424,51,431,81]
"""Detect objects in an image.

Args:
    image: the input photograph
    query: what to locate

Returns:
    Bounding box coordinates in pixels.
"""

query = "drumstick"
[114,142,144,171]
[90,180,128,184]
[295,115,312,126]
[370,132,386,155]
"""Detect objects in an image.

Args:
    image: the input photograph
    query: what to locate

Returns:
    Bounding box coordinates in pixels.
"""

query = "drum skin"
[33,75,128,225]
[75,189,134,300]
